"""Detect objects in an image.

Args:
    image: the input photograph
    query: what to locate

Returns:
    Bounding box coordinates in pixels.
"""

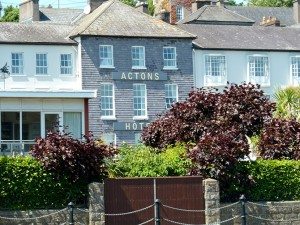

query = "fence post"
[155,199,161,225]
[68,202,75,225]
[240,195,246,225]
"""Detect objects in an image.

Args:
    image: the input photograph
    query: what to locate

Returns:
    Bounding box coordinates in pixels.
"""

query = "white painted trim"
[0,90,97,98]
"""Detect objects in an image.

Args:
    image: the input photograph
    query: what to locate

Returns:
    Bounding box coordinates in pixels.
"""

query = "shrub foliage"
[0,156,82,210]
[258,118,300,160]
[30,130,116,184]
[106,143,191,177]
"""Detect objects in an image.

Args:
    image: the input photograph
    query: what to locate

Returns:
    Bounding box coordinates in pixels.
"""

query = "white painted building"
[177,24,300,97]
[0,23,96,155]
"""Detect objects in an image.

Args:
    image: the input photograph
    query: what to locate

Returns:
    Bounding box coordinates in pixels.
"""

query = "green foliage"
[249,0,292,7]
[106,143,191,177]
[148,0,155,16]
[273,86,300,120]
[227,0,244,6]
[0,5,19,22]
[0,156,85,210]
[239,159,300,201]
[120,0,136,6]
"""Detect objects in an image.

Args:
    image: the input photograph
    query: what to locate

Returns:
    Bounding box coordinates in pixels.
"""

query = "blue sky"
[1,0,88,9]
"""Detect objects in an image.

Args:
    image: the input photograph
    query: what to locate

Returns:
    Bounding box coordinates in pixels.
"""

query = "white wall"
[0,44,80,91]
[194,49,299,98]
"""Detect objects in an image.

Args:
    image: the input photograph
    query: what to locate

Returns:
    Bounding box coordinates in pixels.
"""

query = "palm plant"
[273,86,300,120]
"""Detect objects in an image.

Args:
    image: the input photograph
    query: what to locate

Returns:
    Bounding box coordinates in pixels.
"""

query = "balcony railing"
[0,140,35,156]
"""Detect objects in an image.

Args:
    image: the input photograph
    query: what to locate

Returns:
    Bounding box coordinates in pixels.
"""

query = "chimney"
[135,2,148,14]
[294,0,300,23]
[89,0,106,12]
[260,16,281,26]
[192,0,211,13]
[19,0,39,22]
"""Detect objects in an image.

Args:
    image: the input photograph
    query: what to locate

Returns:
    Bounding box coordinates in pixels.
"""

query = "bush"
[106,143,191,177]
[0,156,84,210]
[235,159,300,201]
[30,130,116,184]
[258,118,300,159]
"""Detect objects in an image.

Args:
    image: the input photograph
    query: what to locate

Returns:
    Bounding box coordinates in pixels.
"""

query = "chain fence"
[2,198,300,225]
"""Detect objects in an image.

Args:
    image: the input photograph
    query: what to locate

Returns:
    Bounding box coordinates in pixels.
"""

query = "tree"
[141,82,275,201]
[148,0,155,15]
[142,82,275,149]
[120,0,136,6]
[273,86,300,120]
[248,0,292,7]
[0,5,19,22]
[258,118,300,160]
[228,0,244,6]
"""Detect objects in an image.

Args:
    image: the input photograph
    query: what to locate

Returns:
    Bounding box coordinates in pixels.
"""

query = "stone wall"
[0,208,88,225]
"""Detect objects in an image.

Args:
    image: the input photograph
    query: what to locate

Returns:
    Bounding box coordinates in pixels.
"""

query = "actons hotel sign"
[112,72,167,81]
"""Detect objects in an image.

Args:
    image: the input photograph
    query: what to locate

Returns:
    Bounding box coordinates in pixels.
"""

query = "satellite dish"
[83,4,91,14]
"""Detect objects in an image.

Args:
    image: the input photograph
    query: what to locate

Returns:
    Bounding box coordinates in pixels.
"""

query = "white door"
[41,112,63,138]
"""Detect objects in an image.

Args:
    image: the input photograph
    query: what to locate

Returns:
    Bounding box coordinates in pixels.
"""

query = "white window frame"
[133,84,148,120]
[165,84,178,109]
[176,6,184,21]
[101,83,116,120]
[248,55,270,86]
[132,46,146,69]
[204,54,227,86]
[60,54,73,76]
[291,56,300,86]
[99,45,114,68]
[163,47,177,70]
[11,53,24,75]
[36,53,48,75]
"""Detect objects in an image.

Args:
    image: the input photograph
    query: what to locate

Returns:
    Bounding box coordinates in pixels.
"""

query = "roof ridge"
[68,0,114,38]
[221,5,254,22]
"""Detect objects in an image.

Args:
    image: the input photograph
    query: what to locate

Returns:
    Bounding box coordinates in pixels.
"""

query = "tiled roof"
[177,24,300,51]
[227,6,295,26]
[39,7,85,25]
[0,23,76,44]
[177,5,254,25]
[69,0,196,38]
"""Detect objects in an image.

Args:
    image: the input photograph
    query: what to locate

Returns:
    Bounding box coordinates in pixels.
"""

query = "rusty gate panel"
[157,176,205,225]
[104,176,204,225]
[104,178,154,225]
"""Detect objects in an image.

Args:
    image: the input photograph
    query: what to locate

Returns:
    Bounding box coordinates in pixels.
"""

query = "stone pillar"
[203,178,220,224]
[89,182,105,225]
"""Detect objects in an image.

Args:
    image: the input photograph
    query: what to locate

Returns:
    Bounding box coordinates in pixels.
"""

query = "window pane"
[133,84,146,117]
[176,6,184,21]
[292,57,300,78]
[36,54,48,75]
[249,56,269,77]
[63,112,82,139]
[100,45,113,67]
[60,54,72,75]
[1,112,20,140]
[101,83,114,117]
[12,53,24,74]
[132,47,145,67]
[165,84,177,109]
[205,55,226,77]
[163,47,176,68]
[22,112,41,140]
[102,133,115,145]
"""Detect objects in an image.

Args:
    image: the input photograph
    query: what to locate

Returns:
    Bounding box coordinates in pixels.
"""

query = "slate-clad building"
[69,0,196,145]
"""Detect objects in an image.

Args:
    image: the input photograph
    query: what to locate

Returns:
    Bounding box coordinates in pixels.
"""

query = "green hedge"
[0,156,86,210]
[226,159,300,202]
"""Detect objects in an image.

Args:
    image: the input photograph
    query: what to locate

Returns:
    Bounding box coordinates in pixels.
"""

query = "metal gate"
[104,176,205,225]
